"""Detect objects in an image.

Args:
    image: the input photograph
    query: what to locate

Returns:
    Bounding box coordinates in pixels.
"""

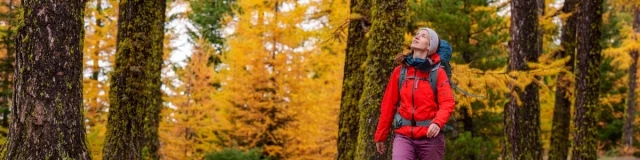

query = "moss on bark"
[337,0,371,159]
[503,0,542,159]
[3,1,89,159]
[102,0,166,159]
[354,0,406,159]
[571,0,603,159]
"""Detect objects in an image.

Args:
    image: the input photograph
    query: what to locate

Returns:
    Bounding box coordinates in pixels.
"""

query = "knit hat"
[417,28,439,55]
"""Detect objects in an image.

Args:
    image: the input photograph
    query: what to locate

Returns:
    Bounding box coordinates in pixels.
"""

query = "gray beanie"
[417,28,439,54]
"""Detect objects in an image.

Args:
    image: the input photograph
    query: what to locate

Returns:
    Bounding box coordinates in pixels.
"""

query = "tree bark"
[503,0,542,159]
[572,0,603,159]
[549,0,578,159]
[337,0,371,159]
[3,1,89,159]
[354,0,406,159]
[102,0,166,159]
[622,5,640,154]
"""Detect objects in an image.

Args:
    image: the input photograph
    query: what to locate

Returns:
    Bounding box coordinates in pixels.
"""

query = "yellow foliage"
[176,0,349,159]
[82,0,118,158]
[159,39,222,160]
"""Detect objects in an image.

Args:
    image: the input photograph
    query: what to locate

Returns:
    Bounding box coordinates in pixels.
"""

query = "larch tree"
[572,0,603,159]
[622,2,639,155]
[102,0,166,159]
[337,0,370,159]
[215,0,346,158]
[3,1,89,159]
[549,0,578,159]
[503,0,542,159]
[82,0,118,158]
[159,39,220,160]
[354,0,406,159]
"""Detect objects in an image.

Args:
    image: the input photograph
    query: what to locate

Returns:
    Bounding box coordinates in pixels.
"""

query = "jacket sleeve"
[431,68,455,129]
[374,66,401,142]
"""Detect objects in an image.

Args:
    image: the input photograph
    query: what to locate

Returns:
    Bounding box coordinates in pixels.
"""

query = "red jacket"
[374,53,455,142]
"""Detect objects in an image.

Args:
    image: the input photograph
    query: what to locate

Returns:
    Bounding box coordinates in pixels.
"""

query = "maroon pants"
[392,133,445,160]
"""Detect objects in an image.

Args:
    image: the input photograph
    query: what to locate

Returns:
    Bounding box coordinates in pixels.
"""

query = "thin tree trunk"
[572,0,603,159]
[102,1,166,159]
[622,6,640,154]
[503,0,542,159]
[337,0,370,159]
[3,1,89,159]
[549,0,578,159]
[354,0,406,159]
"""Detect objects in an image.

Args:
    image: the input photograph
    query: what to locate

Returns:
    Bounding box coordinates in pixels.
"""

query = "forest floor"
[599,156,640,160]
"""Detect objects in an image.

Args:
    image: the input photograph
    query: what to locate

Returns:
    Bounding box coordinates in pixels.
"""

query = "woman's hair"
[394,51,411,66]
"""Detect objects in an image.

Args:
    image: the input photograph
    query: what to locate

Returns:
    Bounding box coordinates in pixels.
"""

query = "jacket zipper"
[411,68,417,138]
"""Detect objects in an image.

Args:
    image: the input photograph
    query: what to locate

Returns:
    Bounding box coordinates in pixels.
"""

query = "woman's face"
[411,30,430,52]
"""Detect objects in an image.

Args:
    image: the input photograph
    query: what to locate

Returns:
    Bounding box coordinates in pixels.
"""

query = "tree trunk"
[622,5,640,154]
[572,0,603,159]
[337,0,371,159]
[503,0,542,159]
[354,0,406,159]
[549,0,578,159]
[102,1,166,159]
[3,1,89,159]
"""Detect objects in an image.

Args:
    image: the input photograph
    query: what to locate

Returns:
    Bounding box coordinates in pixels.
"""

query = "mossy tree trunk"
[337,0,371,159]
[571,0,603,159]
[354,0,406,159]
[622,5,639,154]
[549,0,578,159]
[102,0,166,159]
[3,1,89,159]
[503,0,542,159]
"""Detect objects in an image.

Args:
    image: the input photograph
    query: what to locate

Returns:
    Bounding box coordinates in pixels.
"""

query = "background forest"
[0,0,637,159]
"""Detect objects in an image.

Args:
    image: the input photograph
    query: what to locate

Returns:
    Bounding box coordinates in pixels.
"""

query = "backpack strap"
[427,62,456,131]
[395,66,407,110]
[428,62,441,98]
[394,66,408,129]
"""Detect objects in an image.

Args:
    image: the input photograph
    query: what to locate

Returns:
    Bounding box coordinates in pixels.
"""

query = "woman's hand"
[427,123,440,138]
[376,142,386,155]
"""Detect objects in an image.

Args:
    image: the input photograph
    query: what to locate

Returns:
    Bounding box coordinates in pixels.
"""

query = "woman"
[374,28,455,160]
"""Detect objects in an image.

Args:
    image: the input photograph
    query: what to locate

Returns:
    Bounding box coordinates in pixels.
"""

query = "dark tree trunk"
[571,0,603,159]
[354,0,406,159]
[3,1,89,159]
[102,1,166,159]
[549,0,578,160]
[622,5,640,154]
[503,0,542,159]
[337,0,371,159]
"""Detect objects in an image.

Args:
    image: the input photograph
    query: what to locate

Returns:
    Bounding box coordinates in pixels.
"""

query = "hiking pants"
[392,133,445,160]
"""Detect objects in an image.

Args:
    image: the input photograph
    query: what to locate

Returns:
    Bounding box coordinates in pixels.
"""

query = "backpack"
[393,40,483,131]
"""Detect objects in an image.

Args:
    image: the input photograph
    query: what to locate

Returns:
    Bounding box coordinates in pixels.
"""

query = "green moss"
[103,1,165,159]
[354,0,407,159]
